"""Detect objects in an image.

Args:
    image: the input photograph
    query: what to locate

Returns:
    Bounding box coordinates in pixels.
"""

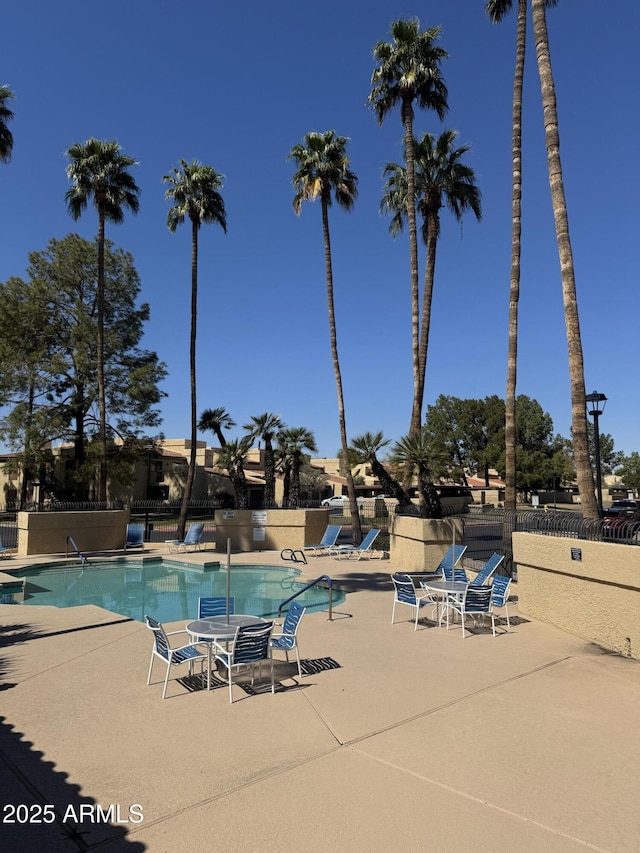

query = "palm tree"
[368,19,449,445]
[349,432,414,514]
[380,130,481,425]
[287,130,362,542]
[164,159,227,538]
[391,429,443,518]
[65,138,140,501]
[0,85,15,163]
[198,406,235,447]
[216,438,252,509]
[486,0,536,511]
[277,427,317,508]
[244,412,284,508]
[529,0,597,518]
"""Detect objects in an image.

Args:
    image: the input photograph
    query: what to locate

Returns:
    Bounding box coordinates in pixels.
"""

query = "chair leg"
[391,599,397,625]
[505,602,510,628]
[147,652,155,686]
[294,645,302,679]
[162,662,171,699]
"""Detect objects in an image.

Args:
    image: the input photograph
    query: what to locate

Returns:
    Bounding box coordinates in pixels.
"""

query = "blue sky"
[2,0,638,459]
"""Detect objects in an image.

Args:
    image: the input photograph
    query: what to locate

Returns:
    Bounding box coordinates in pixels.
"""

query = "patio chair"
[145,615,208,699]
[169,522,204,552]
[303,524,342,556]
[0,535,11,558]
[491,575,512,628]
[470,552,504,586]
[198,596,235,619]
[446,585,495,638]
[328,528,382,560]
[391,573,439,630]
[270,601,306,678]
[212,622,275,703]
[124,523,144,551]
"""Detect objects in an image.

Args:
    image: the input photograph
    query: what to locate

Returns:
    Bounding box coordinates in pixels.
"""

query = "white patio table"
[185,615,269,690]
[419,579,468,628]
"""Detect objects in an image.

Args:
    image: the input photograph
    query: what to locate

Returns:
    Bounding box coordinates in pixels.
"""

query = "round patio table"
[186,615,269,690]
[419,579,468,627]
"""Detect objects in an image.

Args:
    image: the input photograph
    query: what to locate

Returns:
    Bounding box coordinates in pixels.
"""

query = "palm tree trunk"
[416,209,439,412]
[403,98,421,443]
[178,218,199,538]
[505,0,527,513]
[264,439,275,508]
[531,0,597,519]
[97,207,108,502]
[321,196,363,543]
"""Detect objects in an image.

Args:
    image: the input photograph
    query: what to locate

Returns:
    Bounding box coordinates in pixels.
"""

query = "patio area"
[1,547,639,852]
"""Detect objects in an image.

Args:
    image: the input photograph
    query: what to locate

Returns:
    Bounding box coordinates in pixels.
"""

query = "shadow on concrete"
[330,570,393,593]
[0,622,147,852]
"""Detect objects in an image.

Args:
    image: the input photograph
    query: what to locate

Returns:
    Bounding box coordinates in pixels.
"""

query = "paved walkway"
[1,548,639,852]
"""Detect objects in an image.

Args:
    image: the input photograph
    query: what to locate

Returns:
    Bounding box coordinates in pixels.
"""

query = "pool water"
[13,559,344,623]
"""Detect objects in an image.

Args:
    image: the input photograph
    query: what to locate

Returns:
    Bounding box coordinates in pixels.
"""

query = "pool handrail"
[66,535,87,567]
[278,574,333,621]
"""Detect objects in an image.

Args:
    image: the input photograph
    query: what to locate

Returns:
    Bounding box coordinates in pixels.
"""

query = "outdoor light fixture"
[585,391,607,516]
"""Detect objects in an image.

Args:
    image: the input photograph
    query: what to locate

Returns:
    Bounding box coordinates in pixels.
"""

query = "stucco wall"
[513,532,640,659]
[213,508,329,553]
[390,515,464,571]
[17,510,130,556]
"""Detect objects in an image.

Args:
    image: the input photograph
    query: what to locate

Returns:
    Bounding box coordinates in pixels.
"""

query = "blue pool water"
[12,558,344,623]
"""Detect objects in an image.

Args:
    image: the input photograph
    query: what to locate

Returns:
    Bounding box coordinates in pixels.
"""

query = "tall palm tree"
[486,0,538,511]
[0,85,15,163]
[216,438,251,509]
[368,19,449,446]
[287,130,362,542]
[164,160,227,538]
[380,130,481,423]
[529,0,597,518]
[277,427,317,508]
[65,138,140,501]
[244,412,284,508]
[198,406,235,447]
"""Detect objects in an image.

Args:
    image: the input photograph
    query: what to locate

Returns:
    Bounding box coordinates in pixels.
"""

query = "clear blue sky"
[2,0,638,459]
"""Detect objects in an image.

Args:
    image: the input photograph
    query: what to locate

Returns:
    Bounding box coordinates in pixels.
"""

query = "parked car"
[321,495,365,509]
[602,503,640,538]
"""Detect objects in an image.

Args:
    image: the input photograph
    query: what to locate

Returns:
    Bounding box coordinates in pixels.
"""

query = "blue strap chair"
[447,585,495,638]
[145,615,208,699]
[198,596,235,619]
[270,601,306,678]
[124,523,144,551]
[303,525,342,556]
[213,622,275,703]
[391,573,439,630]
[170,522,204,552]
[470,552,504,586]
[329,528,382,560]
[491,575,512,628]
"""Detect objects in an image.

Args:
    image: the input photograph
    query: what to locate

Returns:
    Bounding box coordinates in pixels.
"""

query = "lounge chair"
[169,522,204,552]
[124,523,144,551]
[303,524,342,556]
[0,536,11,559]
[328,528,383,560]
[470,552,504,586]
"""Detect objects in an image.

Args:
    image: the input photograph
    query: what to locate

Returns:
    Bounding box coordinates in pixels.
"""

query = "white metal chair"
[447,585,495,638]
[391,573,439,630]
[213,622,275,703]
[270,602,306,678]
[491,575,512,628]
[145,615,207,699]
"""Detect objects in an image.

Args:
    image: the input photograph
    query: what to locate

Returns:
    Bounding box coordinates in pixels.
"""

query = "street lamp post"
[585,391,607,517]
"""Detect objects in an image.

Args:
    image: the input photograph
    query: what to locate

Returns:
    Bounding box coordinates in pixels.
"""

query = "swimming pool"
[11,558,344,623]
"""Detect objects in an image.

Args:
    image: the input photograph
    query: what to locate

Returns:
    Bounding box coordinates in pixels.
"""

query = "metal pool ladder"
[66,535,87,567]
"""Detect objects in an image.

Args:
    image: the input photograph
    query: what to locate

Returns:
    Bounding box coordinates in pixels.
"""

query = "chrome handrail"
[278,574,333,621]
[66,535,87,566]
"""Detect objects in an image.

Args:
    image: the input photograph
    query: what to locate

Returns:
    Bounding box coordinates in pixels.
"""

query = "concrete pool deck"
[1,546,640,852]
